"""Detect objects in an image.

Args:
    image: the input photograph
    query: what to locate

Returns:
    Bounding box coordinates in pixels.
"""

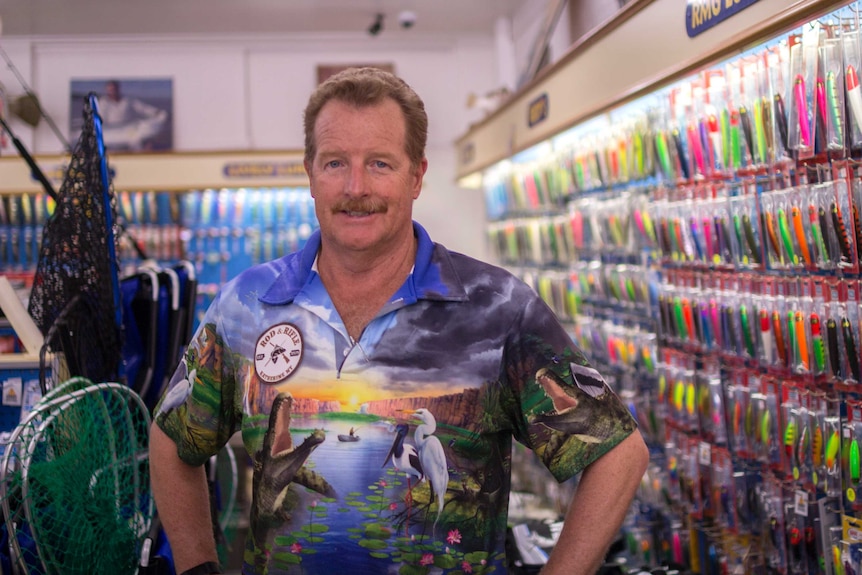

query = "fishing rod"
[0,115,57,200]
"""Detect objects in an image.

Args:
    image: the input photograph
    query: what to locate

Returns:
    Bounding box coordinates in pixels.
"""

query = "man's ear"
[412,158,428,200]
[304,159,314,197]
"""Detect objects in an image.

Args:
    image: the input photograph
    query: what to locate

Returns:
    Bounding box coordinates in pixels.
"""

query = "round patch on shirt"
[254,323,303,384]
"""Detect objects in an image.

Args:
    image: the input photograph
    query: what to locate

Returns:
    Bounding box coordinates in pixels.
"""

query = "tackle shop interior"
[2,0,862,573]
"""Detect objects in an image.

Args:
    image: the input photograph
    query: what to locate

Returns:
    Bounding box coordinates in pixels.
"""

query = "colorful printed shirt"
[155,222,637,575]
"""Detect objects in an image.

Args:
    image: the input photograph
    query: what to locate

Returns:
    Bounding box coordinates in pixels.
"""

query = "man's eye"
[374,161,389,169]
[326,160,342,168]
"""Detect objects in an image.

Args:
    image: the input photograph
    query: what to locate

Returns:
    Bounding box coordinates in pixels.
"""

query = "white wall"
[510,0,572,90]
[0,31,505,261]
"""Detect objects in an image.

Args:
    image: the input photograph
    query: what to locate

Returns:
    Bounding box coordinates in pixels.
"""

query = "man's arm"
[541,431,649,575]
[149,423,220,573]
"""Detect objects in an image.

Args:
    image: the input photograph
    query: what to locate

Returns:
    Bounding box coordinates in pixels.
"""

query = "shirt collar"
[259,221,467,305]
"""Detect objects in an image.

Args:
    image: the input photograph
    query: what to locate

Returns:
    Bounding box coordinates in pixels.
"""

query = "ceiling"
[0,0,528,38]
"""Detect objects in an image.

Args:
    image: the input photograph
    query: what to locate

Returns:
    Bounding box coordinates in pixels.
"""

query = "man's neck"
[316,234,417,340]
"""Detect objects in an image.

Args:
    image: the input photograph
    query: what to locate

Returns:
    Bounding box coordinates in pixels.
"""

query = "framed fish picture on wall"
[69,77,173,152]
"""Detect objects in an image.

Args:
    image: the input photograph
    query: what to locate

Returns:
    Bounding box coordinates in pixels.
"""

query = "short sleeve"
[153,292,241,466]
[502,294,637,483]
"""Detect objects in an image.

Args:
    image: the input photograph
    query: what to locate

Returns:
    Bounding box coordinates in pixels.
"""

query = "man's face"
[305,98,427,257]
[105,82,119,101]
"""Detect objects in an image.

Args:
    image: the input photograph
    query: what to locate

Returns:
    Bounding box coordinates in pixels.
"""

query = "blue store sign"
[686,0,761,38]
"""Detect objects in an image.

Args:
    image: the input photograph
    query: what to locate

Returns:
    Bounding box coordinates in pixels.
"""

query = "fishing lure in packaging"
[794,74,811,147]
[764,211,782,262]
[832,202,852,262]
[784,419,797,461]
[826,70,844,146]
[826,429,840,470]
[812,424,823,468]
[816,76,828,150]
[760,309,773,363]
[791,206,812,265]
[842,317,860,381]
[810,313,826,373]
[851,438,861,483]
[729,110,742,168]
[853,202,862,264]
[827,317,841,377]
[671,129,690,180]
[742,214,760,264]
[739,105,755,164]
[773,310,787,366]
[777,208,797,264]
[818,205,833,262]
[740,304,755,357]
[847,65,862,135]
[774,94,790,153]
[809,204,829,264]
[794,310,810,371]
[797,421,810,468]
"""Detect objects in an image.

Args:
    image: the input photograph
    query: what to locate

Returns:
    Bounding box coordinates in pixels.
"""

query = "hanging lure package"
[711,447,735,530]
[807,393,829,495]
[738,57,764,168]
[688,83,711,180]
[842,403,862,516]
[795,403,815,488]
[810,182,840,270]
[765,44,792,163]
[738,290,759,361]
[724,62,749,171]
[760,191,787,269]
[821,37,847,153]
[809,291,830,377]
[631,189,658,253]
[728,191,762,269]
[776,187,806,270]
[830,170,860,273]
[760,476,789,572]
[759,292,778,368]
[703,70,729,175]
[751,57,773,167]
[781,387,803,479]
[669,85,694,182]
[716,192,740,269]
[840,284,862,385]
[653,110,679,184]
[751,386,771,467]
[827,299,849,381]
[850,177,862,268]
[844,23,862,150]
[706,366,727,445]
[805,25,825,156]
[773,291,793,371]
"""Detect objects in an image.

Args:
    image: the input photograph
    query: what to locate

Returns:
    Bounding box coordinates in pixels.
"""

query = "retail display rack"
[457,0,862,572]
[0,150,318,328]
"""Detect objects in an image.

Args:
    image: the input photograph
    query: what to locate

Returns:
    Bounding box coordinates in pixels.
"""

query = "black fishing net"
[27,96,123,387]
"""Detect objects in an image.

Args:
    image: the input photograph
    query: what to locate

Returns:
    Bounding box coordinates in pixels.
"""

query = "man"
[99,79,168,151]
[150,67,648,575]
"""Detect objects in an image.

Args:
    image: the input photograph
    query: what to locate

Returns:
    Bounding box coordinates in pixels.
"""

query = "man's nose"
[345,164,369,195]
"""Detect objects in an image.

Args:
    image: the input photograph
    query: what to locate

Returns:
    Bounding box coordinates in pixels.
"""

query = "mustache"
[331,198,387,214]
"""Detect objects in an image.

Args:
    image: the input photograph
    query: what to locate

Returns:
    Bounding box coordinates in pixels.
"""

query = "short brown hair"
[303,67,428,168]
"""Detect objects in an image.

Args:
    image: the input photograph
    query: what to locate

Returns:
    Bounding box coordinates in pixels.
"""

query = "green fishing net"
[0,378,152,574]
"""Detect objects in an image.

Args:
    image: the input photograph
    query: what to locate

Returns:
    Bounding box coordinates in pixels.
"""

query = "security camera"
[399,11,416,29]
[368,13,384,36]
